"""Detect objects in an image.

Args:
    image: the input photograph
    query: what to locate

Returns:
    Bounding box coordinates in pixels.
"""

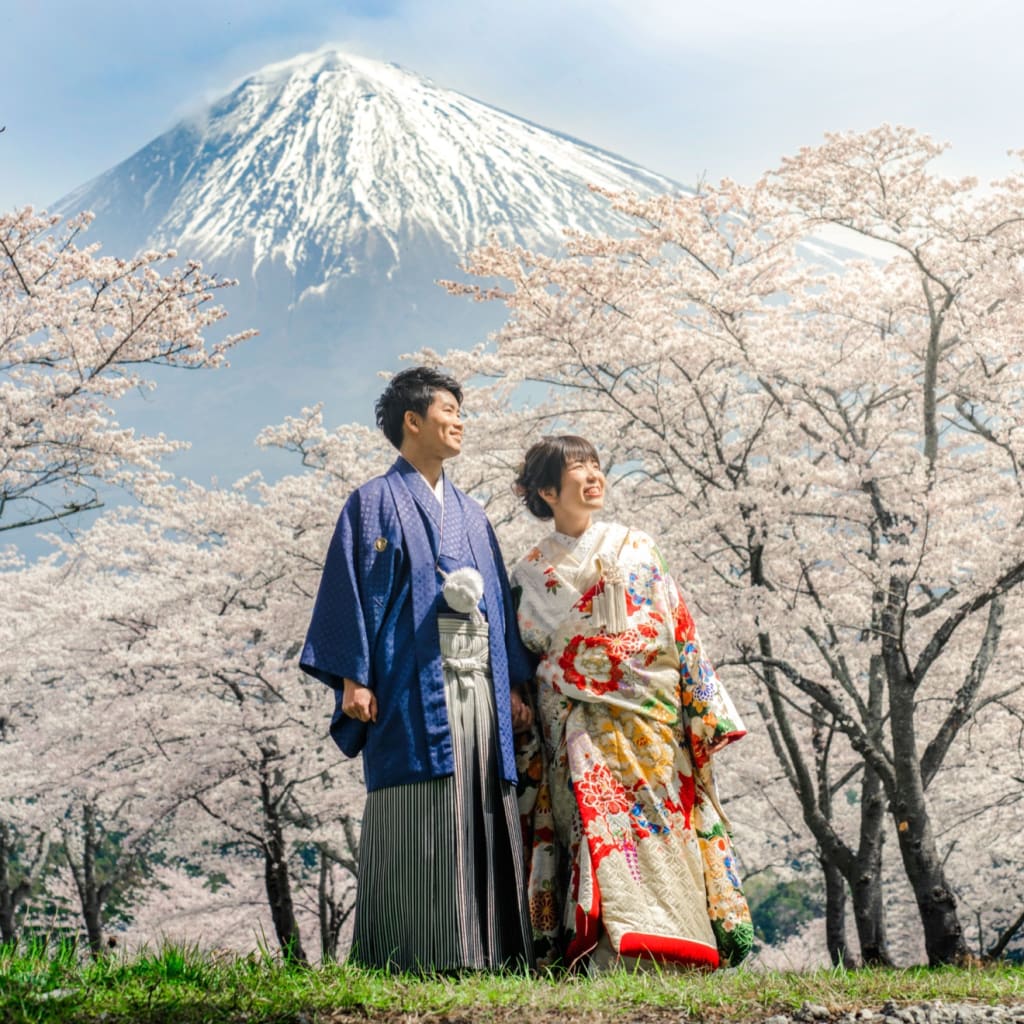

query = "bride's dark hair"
[514,435,600,520]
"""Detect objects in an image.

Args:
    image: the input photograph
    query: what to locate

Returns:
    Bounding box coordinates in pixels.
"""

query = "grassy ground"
[1,942,1022,1024]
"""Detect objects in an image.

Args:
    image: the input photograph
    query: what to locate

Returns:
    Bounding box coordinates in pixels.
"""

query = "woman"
[511,435,753,971]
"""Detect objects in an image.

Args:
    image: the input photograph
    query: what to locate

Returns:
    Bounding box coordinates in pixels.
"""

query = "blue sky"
[3,0,1024,210]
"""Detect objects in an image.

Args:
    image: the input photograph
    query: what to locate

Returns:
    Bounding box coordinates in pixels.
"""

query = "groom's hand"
[342,678,378,722]
[510,686,533,733]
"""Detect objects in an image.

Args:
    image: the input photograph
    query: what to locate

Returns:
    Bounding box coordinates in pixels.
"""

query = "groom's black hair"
[375,366,463,450]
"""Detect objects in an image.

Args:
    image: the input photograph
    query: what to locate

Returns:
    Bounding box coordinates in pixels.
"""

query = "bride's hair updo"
[514,435,601,520]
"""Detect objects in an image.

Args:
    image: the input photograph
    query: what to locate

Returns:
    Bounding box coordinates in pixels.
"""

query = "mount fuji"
[56,50,683,484]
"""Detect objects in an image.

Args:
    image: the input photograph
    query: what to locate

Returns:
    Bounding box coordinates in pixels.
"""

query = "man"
[300,366,534,972]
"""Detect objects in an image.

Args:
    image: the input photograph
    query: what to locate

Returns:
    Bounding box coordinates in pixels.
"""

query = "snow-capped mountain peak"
[60,49,680,288]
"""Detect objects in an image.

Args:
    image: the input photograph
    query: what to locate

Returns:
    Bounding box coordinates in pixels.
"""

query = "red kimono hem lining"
[618,931,720,969]
[565,892,602,967]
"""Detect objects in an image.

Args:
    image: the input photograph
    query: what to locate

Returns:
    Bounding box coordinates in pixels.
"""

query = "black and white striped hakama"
[350,617,532,973]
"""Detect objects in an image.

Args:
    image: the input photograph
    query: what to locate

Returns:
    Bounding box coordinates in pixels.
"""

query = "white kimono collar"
[549,520,601,565]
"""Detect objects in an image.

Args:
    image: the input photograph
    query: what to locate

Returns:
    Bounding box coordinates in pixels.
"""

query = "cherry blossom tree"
[0,554,66,945]
[51,465,369,961]
[757,126,1024,966]
[430,125,1024,965]
[0,404,387,958]
[0,207,253,534]
[0,542,199,955]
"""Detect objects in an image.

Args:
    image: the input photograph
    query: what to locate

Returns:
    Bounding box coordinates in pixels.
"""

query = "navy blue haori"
[300,456,531,792]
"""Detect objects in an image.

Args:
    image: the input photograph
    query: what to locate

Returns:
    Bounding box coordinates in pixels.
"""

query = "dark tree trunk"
[822,857,851,966]
[0,821,49,946]
[891,808,966,965]
[318,823,359,962]
[0,900,14,946]
[850,766,892,965]
[884,595,968,966]
[66,805,107,958]
[812,706,852,967]
[850,855,890,965]
[81,807,105,957]
[261,782,307,965]
[318,852,345,962]
[0,893,18,945]
[0,824,22,945]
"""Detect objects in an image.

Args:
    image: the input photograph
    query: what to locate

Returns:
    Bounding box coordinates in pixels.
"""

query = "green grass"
[1,941,1022,1024]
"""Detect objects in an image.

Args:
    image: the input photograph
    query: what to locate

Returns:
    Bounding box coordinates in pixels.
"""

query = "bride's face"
[542,456,605,526]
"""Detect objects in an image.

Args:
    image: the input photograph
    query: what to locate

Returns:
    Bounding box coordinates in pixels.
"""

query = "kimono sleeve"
[664,569,746,768]
[300,490,374,690]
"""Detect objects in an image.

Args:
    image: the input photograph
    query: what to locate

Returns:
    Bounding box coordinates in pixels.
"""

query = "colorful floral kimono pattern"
[512,522,753,969]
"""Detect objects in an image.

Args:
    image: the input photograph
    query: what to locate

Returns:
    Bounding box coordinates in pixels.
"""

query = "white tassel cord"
[593,556,629,635]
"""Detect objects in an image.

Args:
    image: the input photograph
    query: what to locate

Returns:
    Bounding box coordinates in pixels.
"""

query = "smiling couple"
[300,366,753,976]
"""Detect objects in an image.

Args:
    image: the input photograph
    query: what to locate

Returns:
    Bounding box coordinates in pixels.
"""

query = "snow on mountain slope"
[59,50,682,297]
